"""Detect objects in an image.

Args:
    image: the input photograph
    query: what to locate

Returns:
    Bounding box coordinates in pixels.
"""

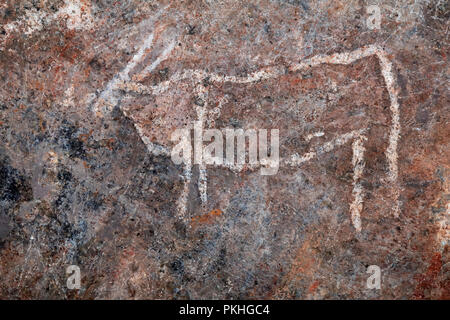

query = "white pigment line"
[194,84,209,204]
[198,167,208,204]
[91,3,171,114]
[350,134,367,232]
[285,129,365,166]
[376,50,401,217]
[115,66,283,95]
[120,108,170,156]
[285,151,317,166]
[1,0,94,37]
[133,123,170,156]
[135,40,176,81]
[176,167,192,219]
[290,45,378,71]
[305,131,324,142]
[436,202,450,248]
[93,32,154,114]
[320,129,366,153]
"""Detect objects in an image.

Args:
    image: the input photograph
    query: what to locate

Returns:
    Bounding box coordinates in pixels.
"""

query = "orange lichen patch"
[191,209,222,227]
[289,76,301,87]
[273,237,320,298]
[31,80,45,92]
[111,247,137,280]
[83,66,91,78]
[288,239,318,278]
[308,280,320,294]
[327,1,344,17]
[100,138,116,150]
[413,252,444,299]
[80,0,91,11]
[78,129,93,142]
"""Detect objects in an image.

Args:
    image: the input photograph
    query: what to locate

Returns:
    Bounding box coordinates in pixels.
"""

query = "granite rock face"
[0,0,448,299]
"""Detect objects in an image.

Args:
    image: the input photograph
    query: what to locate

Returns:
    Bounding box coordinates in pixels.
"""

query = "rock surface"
[0,0,448,299]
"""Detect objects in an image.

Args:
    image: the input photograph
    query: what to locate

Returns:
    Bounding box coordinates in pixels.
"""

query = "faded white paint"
[350,135,367,232]
[1,0,94,39]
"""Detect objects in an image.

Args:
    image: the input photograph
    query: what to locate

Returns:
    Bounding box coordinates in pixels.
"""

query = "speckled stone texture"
[0,0,448,299]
